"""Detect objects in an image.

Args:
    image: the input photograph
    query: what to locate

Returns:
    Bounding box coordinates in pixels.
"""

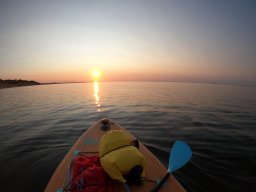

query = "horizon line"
[38,80,256,87]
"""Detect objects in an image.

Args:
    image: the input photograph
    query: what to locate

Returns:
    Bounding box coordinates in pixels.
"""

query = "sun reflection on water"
[93,81,101,112]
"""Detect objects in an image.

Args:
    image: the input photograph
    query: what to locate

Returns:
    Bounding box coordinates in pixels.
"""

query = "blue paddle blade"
[168,140,192,173]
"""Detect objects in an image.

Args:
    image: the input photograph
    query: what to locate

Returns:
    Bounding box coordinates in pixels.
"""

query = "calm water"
[0,82,256,192]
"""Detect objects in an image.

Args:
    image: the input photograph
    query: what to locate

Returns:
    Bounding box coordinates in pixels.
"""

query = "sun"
[91,69,102,81]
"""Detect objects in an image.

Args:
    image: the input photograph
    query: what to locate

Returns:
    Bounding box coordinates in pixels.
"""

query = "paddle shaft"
[150,172,170,192]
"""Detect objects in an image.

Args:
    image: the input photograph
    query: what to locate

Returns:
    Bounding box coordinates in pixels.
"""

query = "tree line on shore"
[0,79,40,89]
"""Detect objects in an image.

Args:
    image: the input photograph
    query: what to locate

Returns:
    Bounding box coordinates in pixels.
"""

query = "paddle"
[150,140,192,192]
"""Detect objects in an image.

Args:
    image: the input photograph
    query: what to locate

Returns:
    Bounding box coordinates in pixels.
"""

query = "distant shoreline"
[0,79,40,89]
[1,80,255,89]
[0,80,87,89]
[40,82,85,85]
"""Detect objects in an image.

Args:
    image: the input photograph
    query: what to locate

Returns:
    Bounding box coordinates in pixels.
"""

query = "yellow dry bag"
[99,130,145,183]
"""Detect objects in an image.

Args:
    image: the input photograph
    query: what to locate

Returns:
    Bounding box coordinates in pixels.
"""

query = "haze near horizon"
[0,0,256,86]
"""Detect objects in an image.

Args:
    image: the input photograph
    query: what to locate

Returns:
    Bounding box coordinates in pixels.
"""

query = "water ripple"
[0,82,255,192]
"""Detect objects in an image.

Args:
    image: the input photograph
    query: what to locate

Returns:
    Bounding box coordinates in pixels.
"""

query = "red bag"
[70,155,113,192]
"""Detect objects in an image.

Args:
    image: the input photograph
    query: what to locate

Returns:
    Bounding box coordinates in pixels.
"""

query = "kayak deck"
[44,118,186,192]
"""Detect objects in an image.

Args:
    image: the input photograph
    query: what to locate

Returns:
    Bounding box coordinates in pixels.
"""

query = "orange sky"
[1,1,256,86]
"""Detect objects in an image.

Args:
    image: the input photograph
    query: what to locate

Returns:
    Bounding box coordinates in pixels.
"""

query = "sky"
[0,0,256,85]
